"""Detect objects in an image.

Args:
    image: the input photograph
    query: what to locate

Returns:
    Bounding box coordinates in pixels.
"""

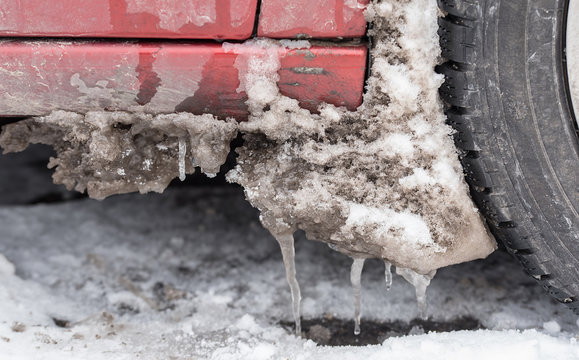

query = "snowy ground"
[1,147,579,360]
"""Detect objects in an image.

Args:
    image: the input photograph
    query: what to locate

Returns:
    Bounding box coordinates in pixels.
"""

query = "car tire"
[437,0,579,312]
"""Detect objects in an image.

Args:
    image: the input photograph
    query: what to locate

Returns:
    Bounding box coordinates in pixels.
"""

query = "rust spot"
[135,49,161,105]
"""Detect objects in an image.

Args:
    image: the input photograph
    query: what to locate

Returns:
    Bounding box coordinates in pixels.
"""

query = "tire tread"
[437,0,579,311]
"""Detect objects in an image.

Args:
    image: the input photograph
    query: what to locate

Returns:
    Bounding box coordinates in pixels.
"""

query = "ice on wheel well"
[226,0,496,275]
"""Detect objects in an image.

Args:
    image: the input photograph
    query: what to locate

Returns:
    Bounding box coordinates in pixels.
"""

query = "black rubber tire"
[437,0,579,312]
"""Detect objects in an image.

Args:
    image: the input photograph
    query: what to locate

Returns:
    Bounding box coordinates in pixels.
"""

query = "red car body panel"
[0,0,258,39]
[0,1,368,120]
[0,41,367,119]
[258,0,369,39]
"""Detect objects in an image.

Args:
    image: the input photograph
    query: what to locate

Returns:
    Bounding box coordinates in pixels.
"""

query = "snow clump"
[226,0,495,275]
[0,111,237,199]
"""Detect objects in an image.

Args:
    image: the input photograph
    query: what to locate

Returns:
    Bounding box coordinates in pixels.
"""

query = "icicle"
[384,260,392,291]
[327,243,340,252]
[350,258,365,336]
[396,267,436,319]
[178,137,186,181]
[275,233,302,336]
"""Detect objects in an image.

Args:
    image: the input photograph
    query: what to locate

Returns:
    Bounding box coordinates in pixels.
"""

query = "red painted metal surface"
[258,0,369,39]
[0,41,367,120]
[0,0,258,40]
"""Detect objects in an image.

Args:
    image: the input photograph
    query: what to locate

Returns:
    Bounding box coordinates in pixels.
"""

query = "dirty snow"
[0,111,237,199]
[227,0,495,278]
[0,0,577,357]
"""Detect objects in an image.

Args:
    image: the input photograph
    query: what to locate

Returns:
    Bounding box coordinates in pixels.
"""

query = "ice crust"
[0,111,237,199]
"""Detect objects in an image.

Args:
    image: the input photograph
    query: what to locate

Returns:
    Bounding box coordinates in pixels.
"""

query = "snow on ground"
[0,152,578,359]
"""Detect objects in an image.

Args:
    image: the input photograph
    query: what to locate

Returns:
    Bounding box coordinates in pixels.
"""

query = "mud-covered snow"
[227,0,495,277]
[0,111,237,199]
